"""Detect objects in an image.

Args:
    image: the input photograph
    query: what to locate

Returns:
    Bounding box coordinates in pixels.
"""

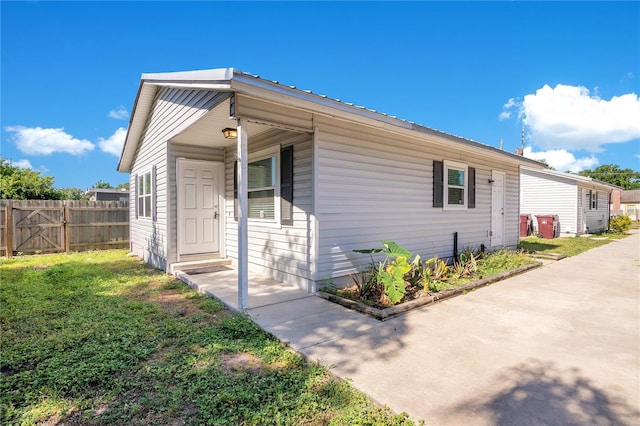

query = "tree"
[0,158,61,200]
[578,164,640,190]
[58,187,89,200]
[93,180,114,189]
[115,182,129,191]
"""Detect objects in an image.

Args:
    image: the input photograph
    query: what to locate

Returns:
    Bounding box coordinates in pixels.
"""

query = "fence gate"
[11,201,65,254]
[1,200,129,256]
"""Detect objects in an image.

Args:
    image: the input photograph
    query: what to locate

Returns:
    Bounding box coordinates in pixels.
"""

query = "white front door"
[491,170,505,248]
[177,159,221,255]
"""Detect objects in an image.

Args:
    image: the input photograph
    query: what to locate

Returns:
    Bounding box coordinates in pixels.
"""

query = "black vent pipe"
[453,232,459,263]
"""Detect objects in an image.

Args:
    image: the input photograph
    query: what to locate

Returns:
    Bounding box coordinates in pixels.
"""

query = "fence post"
[64,203,71,253]
[5,204,13,257]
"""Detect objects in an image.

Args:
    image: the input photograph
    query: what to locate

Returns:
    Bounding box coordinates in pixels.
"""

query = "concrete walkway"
[180,232,640,425]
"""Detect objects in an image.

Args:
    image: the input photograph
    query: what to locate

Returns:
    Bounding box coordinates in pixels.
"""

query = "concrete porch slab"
[175,267,314,311]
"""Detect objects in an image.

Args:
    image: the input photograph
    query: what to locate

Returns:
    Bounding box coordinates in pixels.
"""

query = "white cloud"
[498,111,511,120]
[12,159,33,169]
[5,126,95,156]
[108,106,129,120]
[98,127,127,156]
[523,146,599,172]
[519,84,640,152]
[499,98,518,120]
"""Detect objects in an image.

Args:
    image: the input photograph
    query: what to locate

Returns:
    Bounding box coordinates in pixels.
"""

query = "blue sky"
[2,1,639,189]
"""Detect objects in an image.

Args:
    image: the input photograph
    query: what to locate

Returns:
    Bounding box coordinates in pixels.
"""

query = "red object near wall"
[536,215,559,239]
[520,214,533,237]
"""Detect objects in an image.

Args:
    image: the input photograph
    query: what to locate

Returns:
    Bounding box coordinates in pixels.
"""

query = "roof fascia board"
[231,76,542,167]
[521,165,616,190]
[141,68,234,82]
[117,81,157,172]
[145,81,233,91]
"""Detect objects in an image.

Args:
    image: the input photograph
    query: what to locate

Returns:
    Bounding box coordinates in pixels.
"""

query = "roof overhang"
[118,68,545,172]
[521,165,619,191]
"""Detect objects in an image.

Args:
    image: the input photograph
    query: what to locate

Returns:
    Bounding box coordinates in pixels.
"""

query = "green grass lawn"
[0,250,416,425]
[518,232,629,257]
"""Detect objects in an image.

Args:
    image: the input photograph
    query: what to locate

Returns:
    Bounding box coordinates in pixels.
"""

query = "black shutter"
[280,145,294,226]
[587,190,592,210]
[233,160,238,221]
[433,160,443,208]
[468,167,476,208]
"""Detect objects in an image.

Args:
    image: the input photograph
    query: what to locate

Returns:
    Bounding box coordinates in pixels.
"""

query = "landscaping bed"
[319,242,538,320]
[319,262,539,320]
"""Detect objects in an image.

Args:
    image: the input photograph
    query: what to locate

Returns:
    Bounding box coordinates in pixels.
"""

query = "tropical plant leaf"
[380,241,413,259]
[378,255,410,305]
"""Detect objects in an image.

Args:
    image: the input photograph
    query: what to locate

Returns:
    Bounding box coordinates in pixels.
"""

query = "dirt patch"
[219,352,264,376]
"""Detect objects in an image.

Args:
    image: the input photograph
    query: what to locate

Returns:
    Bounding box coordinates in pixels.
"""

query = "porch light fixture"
[222,128,238,139]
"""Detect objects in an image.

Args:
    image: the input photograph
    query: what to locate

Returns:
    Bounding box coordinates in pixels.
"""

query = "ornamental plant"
[354,241,416,305]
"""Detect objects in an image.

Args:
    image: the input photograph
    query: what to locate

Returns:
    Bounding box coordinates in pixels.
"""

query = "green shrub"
[610,215,632,233]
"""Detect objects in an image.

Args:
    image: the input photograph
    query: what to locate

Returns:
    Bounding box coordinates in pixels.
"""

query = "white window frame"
[443,160,468,210]
[247,146,280,225]
[137,169,153,219]
[591,191,598,210]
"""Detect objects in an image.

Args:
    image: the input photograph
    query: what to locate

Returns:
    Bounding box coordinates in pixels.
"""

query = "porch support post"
[236,118,249,310]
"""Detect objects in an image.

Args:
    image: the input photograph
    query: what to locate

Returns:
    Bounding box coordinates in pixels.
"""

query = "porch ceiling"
[170,97,273,148]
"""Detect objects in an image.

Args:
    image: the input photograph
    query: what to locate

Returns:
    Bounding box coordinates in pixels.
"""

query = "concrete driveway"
[247,232,640,425]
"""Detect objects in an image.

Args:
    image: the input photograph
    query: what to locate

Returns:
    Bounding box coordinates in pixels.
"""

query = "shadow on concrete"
[448,359,639,425]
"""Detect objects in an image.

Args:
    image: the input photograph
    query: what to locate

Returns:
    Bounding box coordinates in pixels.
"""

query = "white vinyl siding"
[520,170,578,236]
[583,186,609,233]
[129,87,223,271]
[314,116,521,282]
[225,128,314,291]
[520,168,611,236]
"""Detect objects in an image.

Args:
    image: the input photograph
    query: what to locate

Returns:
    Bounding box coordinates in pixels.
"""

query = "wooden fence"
[1,200,129,257]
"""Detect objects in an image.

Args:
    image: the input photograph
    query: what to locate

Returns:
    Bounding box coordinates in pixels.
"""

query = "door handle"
[214,212,219,219]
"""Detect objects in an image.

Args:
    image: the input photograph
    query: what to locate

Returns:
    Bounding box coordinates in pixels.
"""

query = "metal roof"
[118,67,545,171]
[521,165,620,190]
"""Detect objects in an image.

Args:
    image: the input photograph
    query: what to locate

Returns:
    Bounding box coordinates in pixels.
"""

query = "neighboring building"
[520,166,616,236]
[620,189,640,221]
[610,188,623,217]
[117,68,544,306]
[85,188,129,202]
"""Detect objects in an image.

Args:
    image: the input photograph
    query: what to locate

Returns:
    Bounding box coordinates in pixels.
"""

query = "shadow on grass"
[447,360,639,425]
[518,240,561,252]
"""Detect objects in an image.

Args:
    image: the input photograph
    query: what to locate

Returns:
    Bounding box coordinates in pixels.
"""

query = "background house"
[85,188,130,202]
[620,189,640,221]
[117,68,543,305]
[610,188,623,217]
[520,166,615,236]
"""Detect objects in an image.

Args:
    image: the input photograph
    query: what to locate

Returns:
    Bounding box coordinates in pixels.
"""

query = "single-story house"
[520,166,616,236]
[117,68,543,308]
[85,188,130,202]
[620,189,640,221]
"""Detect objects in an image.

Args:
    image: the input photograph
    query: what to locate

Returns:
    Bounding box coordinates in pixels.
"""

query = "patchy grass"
[430,249,534,292]
[518,232,628,257]
[1,250,416,425]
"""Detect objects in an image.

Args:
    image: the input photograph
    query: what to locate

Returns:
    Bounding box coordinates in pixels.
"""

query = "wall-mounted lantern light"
[222,128,238,139]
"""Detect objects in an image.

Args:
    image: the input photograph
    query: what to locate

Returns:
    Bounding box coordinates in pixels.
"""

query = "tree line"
[0,158,128,200]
